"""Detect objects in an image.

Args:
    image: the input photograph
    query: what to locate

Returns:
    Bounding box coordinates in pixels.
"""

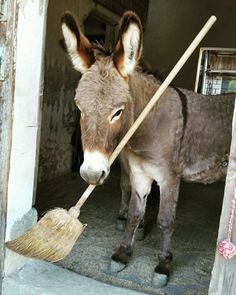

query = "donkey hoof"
[152,272,168,287]
[135,226,145,241]
[110,259,126,273]
[116,218,126,232]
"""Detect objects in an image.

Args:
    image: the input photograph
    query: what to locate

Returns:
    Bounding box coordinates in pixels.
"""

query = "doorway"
[2,0,236,294]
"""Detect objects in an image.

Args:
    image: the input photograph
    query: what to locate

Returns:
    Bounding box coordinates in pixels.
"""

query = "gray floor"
[3,260,147,295]
[36,165,224,295]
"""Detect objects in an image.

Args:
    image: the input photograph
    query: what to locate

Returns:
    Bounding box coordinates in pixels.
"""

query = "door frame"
[0,0,18,293]
[1,0,48,291]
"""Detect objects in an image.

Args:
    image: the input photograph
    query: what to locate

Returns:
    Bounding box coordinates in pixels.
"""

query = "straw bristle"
[6,208,86,262]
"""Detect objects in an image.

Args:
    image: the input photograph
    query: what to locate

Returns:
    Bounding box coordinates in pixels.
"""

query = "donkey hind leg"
[111,175,152,273]
[116,162,131,232]
[153,178,180,287]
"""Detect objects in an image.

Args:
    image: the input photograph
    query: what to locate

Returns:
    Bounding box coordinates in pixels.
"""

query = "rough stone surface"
[3,260,145,295]
[4,208,38,277]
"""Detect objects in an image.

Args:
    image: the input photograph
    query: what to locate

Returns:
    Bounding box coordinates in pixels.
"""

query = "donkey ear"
[113,11,143,77]
[61,12,95,74]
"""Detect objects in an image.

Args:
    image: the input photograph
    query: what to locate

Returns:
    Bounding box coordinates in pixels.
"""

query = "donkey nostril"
[97,170,107,185]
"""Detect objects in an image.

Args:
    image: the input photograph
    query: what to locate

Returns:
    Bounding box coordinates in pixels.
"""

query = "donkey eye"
[111,109,123,122]
[113,109,122,118]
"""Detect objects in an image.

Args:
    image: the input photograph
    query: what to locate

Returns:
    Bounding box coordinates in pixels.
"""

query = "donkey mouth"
[80,167,110,185]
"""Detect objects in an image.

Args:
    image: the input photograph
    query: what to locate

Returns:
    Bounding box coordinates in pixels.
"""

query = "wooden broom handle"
[74,15,217,211]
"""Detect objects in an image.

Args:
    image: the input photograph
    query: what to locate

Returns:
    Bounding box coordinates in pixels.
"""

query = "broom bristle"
[6,208,86,262]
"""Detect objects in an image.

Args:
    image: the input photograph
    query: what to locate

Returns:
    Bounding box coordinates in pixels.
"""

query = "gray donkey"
[61,10,235,286]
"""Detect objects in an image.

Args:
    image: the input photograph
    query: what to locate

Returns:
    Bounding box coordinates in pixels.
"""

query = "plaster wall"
[3,0,48,280]
[5,0,47,241]
[144,0,236,89]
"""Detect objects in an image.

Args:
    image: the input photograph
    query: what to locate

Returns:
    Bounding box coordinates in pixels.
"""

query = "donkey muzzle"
[80,151,110,185]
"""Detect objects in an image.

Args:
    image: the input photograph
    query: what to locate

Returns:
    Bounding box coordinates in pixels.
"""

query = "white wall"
[5,0,48,241]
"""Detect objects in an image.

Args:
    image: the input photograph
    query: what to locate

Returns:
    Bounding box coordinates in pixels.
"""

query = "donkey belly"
[182,155,228,184]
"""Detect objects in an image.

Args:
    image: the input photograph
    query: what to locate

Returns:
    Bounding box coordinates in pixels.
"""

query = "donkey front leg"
[117,155,146,240]
[111,175,152,272]
[153,178,180,287]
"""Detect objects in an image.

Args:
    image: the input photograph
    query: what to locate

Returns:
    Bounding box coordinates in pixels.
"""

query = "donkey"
[61,11,235,286]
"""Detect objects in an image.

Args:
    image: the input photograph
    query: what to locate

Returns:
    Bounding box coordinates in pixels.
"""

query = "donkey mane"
[91,42,113,57]
[91,42,163,82]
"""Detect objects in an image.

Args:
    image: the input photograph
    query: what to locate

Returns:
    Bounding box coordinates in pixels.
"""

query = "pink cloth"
[217,179,236,260]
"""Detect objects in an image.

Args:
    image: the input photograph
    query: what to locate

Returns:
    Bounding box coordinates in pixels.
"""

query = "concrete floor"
[35,165,224,295]
[3,260,146,295]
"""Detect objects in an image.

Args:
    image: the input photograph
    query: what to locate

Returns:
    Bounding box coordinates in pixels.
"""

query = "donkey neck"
[126,70,165,157]
[128,70,160,119]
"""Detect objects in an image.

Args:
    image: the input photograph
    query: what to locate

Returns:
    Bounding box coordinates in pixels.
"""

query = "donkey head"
[61,11,143,185]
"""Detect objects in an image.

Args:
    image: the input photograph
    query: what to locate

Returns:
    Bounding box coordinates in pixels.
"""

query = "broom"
[6,16,216,262]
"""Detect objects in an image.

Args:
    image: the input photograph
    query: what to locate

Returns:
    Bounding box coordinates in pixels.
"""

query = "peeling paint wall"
[17,0,45,15]
[0,0,18,289]
[38,0,119,182]
[38,56,78,182]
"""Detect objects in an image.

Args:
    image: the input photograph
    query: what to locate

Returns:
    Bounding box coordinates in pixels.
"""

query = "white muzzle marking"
[80,151,110,185]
